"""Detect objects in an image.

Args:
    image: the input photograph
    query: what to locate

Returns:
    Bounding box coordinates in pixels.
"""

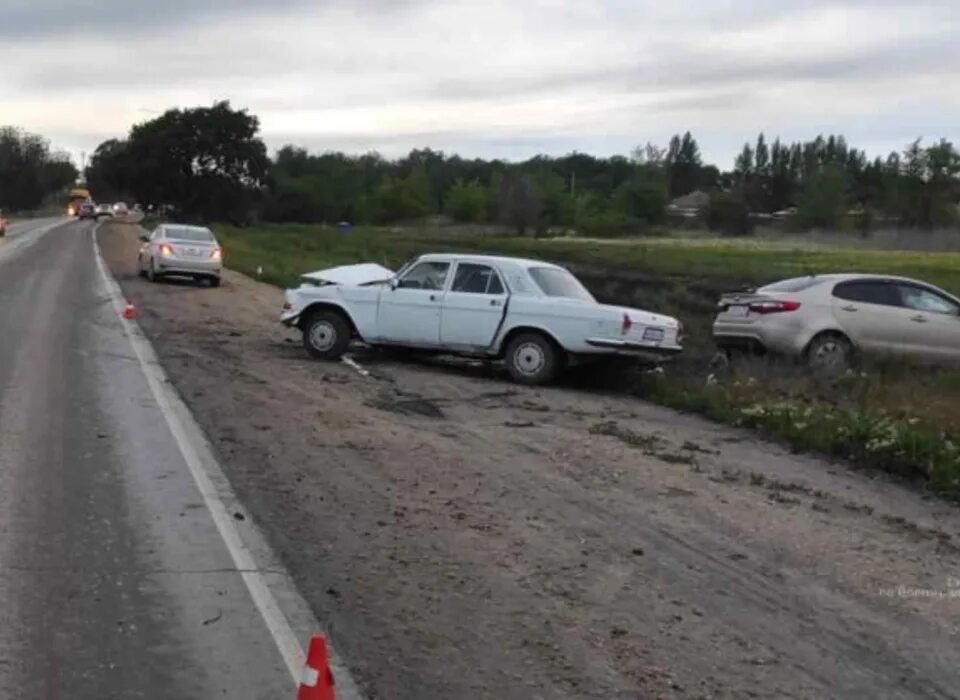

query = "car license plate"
[183,248,201,257]
[643,327,665,342]
[727,305,749,317]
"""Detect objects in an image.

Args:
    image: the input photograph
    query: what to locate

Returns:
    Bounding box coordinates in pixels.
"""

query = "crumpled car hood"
[301,263,394,287]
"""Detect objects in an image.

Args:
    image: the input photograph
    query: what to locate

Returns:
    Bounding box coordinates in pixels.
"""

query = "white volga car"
[281,254,683,384]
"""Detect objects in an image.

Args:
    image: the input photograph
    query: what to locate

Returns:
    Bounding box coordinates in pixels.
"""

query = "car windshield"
[166,227,214,242]
[528,267,595,302]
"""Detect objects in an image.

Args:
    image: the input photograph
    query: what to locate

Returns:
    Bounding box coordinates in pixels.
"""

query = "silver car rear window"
[165,227,214,242]
[761,277,825,293]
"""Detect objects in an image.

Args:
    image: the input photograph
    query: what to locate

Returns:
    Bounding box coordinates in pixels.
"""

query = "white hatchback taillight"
[748,300,801,314]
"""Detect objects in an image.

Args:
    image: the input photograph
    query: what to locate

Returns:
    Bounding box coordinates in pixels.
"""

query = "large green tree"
[117,101,268,222]
[0,127,77,211]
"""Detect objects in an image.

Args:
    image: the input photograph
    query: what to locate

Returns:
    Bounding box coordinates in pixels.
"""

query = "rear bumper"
[585,337,683,357]
[157,259,222,276]
[712,321,806,356]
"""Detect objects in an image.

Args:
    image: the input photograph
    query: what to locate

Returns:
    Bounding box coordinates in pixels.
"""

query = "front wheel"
[505,332,560,385]
[302,310,351,360]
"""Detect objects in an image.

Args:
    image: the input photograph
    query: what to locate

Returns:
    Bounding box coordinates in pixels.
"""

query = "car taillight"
[748,300,801,314]
[159,244,175,257]
[676,321,684,345]
[211,246,223,260]
[621,313,633,335]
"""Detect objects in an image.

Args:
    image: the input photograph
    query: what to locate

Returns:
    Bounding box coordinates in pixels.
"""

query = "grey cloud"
[0,0,412,38]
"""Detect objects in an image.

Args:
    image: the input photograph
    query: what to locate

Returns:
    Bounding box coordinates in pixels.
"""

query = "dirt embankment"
[99,220,960,700]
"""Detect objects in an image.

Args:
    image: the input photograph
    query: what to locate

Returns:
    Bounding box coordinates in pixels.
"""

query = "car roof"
[767,273,938,286]
[416,253,562,270]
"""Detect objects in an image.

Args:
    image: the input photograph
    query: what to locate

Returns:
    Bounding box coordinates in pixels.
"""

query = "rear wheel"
[806,333,853,373]
[302,310,351,360]
[505,332,560,385]
[209,276,221,288]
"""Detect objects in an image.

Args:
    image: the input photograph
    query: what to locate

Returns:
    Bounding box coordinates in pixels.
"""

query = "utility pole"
[570,171,576,198]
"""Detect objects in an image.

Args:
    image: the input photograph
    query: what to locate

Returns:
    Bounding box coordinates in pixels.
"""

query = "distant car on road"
[713,274,960,370]
[138,224,223,287]
[112,202,129,216]
[96,203,113,218]
[78,202,97,220]
[281,254,683,384]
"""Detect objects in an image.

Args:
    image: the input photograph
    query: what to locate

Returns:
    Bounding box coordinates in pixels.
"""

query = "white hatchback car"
[138,224,223,287]
[713,274,960,369]
[281,254,683,384]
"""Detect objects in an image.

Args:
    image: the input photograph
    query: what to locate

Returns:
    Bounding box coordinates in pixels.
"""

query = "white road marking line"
[342,355,371,377]
[91,225,364,696]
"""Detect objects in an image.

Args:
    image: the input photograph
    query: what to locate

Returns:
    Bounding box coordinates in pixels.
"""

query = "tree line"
[85,102,960,235]
[0,127,78,212]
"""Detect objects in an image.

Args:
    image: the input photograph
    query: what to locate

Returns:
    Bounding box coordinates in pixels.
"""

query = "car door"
[440,263,509,349]
[375,261,450,345]
[830,279,913,356]
[895,283,960,363]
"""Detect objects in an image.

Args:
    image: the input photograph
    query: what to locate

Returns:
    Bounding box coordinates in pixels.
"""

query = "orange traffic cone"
[297,635,335,700]
[122,302,137,320]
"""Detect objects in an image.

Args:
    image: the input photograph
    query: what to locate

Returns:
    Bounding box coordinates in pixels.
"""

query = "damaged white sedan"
[281,254,682,385]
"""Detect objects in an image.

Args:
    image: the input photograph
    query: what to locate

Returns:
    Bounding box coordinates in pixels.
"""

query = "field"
[214,223,960,497]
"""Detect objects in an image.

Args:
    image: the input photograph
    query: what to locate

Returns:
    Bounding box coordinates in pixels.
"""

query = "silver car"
[713,274,960,369]
[138,224,223,287]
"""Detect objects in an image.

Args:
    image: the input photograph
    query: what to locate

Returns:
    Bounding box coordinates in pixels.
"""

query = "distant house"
[667,190,710,218]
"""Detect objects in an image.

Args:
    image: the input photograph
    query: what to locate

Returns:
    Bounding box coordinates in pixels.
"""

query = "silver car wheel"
[809,338,847,370]
[514,341,546,377]
[308,321,337,352]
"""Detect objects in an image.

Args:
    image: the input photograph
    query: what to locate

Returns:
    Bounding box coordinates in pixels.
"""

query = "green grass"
[214,222,960,295]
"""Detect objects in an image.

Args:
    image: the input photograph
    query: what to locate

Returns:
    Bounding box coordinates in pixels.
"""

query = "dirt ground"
[99,221,960,700]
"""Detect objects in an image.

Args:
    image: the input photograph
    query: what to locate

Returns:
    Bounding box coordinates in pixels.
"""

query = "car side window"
[451,264,504,295]
[398,262,450,291]
[898,285,960,315]
[832,281,900,307]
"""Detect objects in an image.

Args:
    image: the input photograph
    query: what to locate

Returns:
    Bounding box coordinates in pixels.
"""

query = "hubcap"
[812,340,844,369]
[309,321,337,352]
[514,341,546,377]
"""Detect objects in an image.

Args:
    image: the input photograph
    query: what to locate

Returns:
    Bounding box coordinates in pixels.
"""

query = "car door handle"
[841,305,857,312]
[490,299,502,307]
[429,294,438,302]
[911,314,928,323]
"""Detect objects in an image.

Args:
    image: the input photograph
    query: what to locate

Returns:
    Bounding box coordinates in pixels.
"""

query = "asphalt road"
[0,220,298,698]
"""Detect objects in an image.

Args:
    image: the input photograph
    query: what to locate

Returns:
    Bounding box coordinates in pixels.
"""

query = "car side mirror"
[389,277,400,290]
[139,234,150,242]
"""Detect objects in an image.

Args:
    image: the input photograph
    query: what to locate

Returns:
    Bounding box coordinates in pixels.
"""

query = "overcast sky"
[0,0,957,168]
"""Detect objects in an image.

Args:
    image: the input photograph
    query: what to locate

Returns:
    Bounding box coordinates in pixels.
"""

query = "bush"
[703,192,753,236]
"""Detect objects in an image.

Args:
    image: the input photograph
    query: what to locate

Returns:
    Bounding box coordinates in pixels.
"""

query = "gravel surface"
[100,221,960,699]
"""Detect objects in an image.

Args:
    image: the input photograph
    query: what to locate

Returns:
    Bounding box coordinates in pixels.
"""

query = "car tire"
[209,277,221,288]
[302,309,351,360]
[806,333,853,373]
[505,332,560,385]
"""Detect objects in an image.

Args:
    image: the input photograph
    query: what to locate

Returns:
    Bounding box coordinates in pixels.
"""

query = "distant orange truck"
[67,187,92,217]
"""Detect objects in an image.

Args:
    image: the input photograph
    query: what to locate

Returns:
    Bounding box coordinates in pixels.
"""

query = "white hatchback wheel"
[807,334,852,372]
